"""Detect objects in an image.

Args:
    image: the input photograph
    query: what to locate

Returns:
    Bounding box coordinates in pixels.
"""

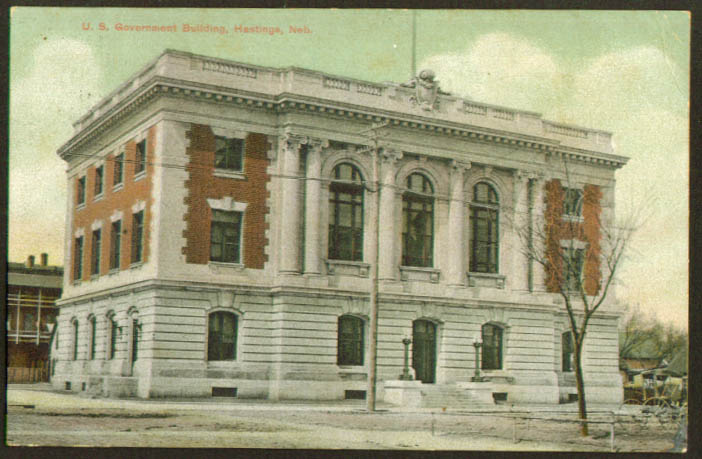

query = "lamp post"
[472,338,484,382]
[399,337,413,380]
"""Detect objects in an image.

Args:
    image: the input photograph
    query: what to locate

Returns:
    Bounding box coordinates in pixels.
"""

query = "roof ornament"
[401,69,449,111]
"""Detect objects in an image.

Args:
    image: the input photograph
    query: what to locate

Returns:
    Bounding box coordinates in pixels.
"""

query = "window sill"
[213,169,246,180]
[325,259,370,277]
[562,215,584,224]
[134,171,146,182]
[207,360,240,368]
[72,280,82,286]
[90,274,100,281]
[129,261,144,270]
[112,183,124,192]
[209,261,245,273]
[467,272,506,289]
[108,268,120,275]
[93,193,104,202]
[76,203,86,211]
[399,266,440,283]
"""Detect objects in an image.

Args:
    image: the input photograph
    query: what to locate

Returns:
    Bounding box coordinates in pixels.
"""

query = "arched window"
[72,319,79,361]
[337,315,364,366]
[208,311,238,361]
[562,331,574,372]
[481,323,503,370]
[107,313,118,360]
[88,316,97,360]
[470,182,500,273]
[328,163,364,261]
[402,173,434,267]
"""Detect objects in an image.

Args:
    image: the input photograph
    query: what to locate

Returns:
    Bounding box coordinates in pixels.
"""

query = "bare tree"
[513,161,642,436]
[620,304,688,364]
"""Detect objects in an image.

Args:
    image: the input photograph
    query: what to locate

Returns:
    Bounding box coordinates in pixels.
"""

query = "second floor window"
[563,188,583,218]
[114,153,124,186]
[110,220,122,270]
[210,210,243,263]
[94,165,104,196]
[134,139,146,175]
[402,173,434,267]
[91,229,101,276]
[328,163,364,261]
[131,211,144,264]
[77,176,86,205]
[470,182,500,273]
[215,136,244,171]
[74,236,84,280]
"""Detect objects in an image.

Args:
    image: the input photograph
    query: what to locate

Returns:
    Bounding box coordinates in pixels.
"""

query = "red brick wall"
[70,126,156,282]
[544,179,602,296]
[182,125,270,269]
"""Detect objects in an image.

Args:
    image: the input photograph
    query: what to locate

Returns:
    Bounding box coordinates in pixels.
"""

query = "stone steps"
[418,384,495,409]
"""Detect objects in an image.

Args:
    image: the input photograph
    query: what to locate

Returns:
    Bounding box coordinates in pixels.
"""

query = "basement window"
[212,387,238,397]
[344,390,366,400]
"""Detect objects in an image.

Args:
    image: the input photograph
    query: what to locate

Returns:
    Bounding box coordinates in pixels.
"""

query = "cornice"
[57,77,628,170]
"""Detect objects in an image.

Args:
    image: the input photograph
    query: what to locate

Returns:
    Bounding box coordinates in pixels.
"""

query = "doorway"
[412,320,437,383]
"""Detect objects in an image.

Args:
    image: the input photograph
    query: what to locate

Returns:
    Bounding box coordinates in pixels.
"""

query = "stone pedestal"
[383,380,424,407]
[456,381,495,405]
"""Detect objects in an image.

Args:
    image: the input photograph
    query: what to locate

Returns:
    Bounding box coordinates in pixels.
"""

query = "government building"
[52,50,627,405]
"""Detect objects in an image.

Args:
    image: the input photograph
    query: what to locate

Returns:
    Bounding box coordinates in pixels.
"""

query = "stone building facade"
[52,50,627,404]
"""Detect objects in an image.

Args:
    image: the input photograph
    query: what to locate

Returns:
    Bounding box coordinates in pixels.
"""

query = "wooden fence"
[8,364,49,383]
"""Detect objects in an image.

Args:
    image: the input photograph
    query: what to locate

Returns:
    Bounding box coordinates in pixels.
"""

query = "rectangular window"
[109,317,118,360]
[94,165,104,196]
[481,324,503,371]
[131,319,139,362]
[131,211,144,264]
[113,153,124,186]
[562,332,574,372]
[563,188,583,217]
[210,210,243,263]
[74,236,84,280]
[22,310,36,331]
[89,318,96,360]
[134,139,146,175]
[91,229,101,276]
[564,247,585,291]
[77,176,86,205]
[110,220,122,270]
[214,136,244,172]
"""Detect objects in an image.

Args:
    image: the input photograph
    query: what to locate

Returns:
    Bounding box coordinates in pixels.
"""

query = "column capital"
[379,146,403,164]
[307,137,330,155]
[450,159,471,172]
[282,131,308,152]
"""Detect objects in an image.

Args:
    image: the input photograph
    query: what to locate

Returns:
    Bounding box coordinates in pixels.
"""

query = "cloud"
[420,34,688,328]
[9,39,102,262]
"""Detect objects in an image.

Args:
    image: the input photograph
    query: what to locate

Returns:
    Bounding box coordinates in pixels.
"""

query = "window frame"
[113,152,124,187]
[470,182,500,274]
[134,139,147,177]
[481,323,504,371]
[328,163,365,262]
[337,315,365,366]
[110,220,122,271]
[107,313,118,360]
[131,211,144,264]
[562,331,574,372]
[76,176,86,206]
[562,187,584,218]
[73,236,84,281]
[210,210,243,264]
[91,228,101,276]
[89,316,97,360]
[207,310,239,362]
[402,173,435,268]
[94,165,104,197]
[214,136,245,173]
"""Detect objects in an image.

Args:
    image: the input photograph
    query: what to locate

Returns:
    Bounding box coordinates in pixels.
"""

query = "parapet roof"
[58,49,628,169]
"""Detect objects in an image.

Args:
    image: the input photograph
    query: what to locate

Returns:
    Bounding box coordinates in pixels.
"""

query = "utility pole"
[359,121,389,412]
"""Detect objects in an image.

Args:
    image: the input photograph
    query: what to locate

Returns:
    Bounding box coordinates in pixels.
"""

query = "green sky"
[8,8,690,327]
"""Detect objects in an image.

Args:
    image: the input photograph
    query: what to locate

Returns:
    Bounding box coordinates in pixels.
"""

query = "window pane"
[337,316,363,366]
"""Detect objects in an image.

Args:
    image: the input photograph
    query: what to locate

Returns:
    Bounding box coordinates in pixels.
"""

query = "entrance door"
[412,320,437,383]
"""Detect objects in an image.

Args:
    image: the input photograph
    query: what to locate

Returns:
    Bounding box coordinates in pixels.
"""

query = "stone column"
[447,160,470,286]
[530,174,547,292]
[279,133,306,274]
[303,138,328,275]
[510,170,529,291]
[377,148,403,280]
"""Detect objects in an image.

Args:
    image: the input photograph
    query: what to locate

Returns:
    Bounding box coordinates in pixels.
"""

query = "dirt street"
[5,386,683,451]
